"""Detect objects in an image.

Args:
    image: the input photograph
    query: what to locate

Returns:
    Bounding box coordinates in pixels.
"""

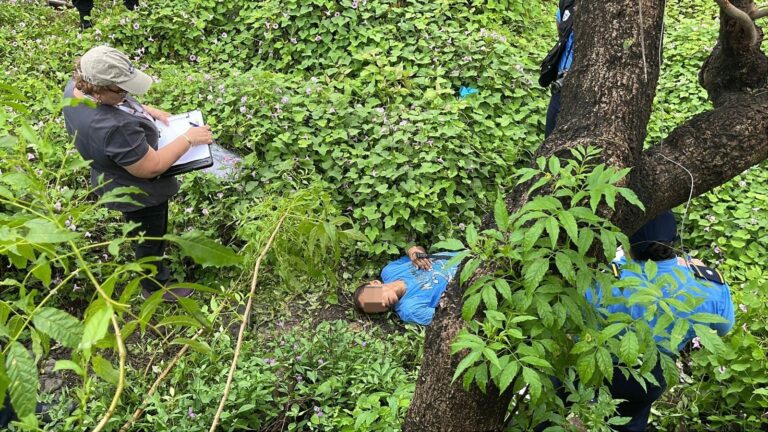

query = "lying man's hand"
[407,245,432,270]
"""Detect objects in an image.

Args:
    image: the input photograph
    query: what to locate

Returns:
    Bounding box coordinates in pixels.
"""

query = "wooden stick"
[208,214,288,432]
[92,316,127,432]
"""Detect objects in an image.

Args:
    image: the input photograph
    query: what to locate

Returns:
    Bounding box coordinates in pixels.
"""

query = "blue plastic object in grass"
[459,86,479,98]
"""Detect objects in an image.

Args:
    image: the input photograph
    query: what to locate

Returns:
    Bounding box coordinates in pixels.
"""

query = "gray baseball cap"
[79,45,153,95]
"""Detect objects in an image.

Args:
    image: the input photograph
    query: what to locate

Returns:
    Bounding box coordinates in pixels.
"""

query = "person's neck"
[386,280,407,298]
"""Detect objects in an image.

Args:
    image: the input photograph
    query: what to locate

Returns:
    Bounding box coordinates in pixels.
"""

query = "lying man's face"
[355,280,401,314]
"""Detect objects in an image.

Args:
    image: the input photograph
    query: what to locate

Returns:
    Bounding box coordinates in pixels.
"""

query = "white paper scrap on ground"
[204,143,242,179]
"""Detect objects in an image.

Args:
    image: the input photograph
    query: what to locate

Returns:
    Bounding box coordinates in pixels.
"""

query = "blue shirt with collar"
[589,256,734,353]
[381,252,459,325]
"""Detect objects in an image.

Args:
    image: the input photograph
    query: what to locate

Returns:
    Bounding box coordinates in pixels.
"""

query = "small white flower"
[202,208,209,216]
[185,207,193,214]
[240,106,247,113]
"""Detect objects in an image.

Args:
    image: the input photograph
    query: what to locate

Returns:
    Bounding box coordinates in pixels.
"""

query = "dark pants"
[537,361,666,432]
[608,362,666,432]
[545,90,561,138]
[72,0,139,23]
[123,201,170,292]
[0,394,15,428]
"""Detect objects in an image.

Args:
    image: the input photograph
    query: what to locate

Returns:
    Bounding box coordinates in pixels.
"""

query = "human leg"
[124,0,139,10]
[607,363,666,432]
[545,91,561,138]
[71,0,94,29]
[122,201,170,292]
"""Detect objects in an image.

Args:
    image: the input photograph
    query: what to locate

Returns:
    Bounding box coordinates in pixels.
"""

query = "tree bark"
[404,1,768,431]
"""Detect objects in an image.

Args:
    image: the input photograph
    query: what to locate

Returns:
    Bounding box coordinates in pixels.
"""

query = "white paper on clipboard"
[155,110,212,166]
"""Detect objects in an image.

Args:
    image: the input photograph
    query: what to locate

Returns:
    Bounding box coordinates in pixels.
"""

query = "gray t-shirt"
[63,80,179,212]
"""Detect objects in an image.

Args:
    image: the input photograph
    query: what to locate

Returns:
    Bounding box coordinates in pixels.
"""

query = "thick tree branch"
[619,96,768,233]
[750,7,768,19]
[701,0,768,105]
[715,0,759,44]
[547,0,665,163]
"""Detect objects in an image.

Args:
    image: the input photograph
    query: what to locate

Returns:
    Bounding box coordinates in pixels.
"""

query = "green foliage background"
[0,0,766,430]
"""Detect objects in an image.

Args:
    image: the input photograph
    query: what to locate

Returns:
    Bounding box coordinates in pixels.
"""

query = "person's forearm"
[155,135,191,170]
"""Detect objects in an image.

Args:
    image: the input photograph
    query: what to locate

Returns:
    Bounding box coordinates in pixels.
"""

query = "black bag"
[539,0,575,88]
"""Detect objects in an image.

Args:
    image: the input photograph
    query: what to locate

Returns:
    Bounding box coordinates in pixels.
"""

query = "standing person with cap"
[63,45,213,301]
[588,211,734,431]
[72,0,139,30]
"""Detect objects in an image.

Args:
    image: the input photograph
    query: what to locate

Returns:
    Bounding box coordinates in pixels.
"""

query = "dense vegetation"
[0,0,766,430]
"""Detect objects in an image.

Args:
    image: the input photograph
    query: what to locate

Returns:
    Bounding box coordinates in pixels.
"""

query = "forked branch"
[715,0,759,45]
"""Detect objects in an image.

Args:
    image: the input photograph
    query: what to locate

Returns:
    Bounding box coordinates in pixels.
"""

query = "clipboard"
[155,110,214,177]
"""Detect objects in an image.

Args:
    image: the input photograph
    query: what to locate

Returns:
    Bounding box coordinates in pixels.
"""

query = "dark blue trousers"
[73,0,139,25]
[537,361,666,432]
[122,201,171,292]
[608,362,666,431]
[545,91,561,138]
[0,393,16,428]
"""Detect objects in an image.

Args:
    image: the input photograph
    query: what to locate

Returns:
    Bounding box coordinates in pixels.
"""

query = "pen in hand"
[188,121,199,127]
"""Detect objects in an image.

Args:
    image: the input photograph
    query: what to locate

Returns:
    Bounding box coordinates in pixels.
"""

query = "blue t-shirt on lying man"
[381,252,459,325]
[588,256,734,353]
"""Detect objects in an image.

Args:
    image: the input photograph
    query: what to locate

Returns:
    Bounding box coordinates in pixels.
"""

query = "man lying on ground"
[353,246,459,325]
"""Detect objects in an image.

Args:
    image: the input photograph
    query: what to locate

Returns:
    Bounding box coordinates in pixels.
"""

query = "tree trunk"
[404,1,768,431]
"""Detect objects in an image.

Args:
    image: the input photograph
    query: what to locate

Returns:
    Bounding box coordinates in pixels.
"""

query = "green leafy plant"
[445,147,733,430]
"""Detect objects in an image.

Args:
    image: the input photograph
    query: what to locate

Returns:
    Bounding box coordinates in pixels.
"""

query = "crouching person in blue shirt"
[353,246,459,325]
[579,211,735,432]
